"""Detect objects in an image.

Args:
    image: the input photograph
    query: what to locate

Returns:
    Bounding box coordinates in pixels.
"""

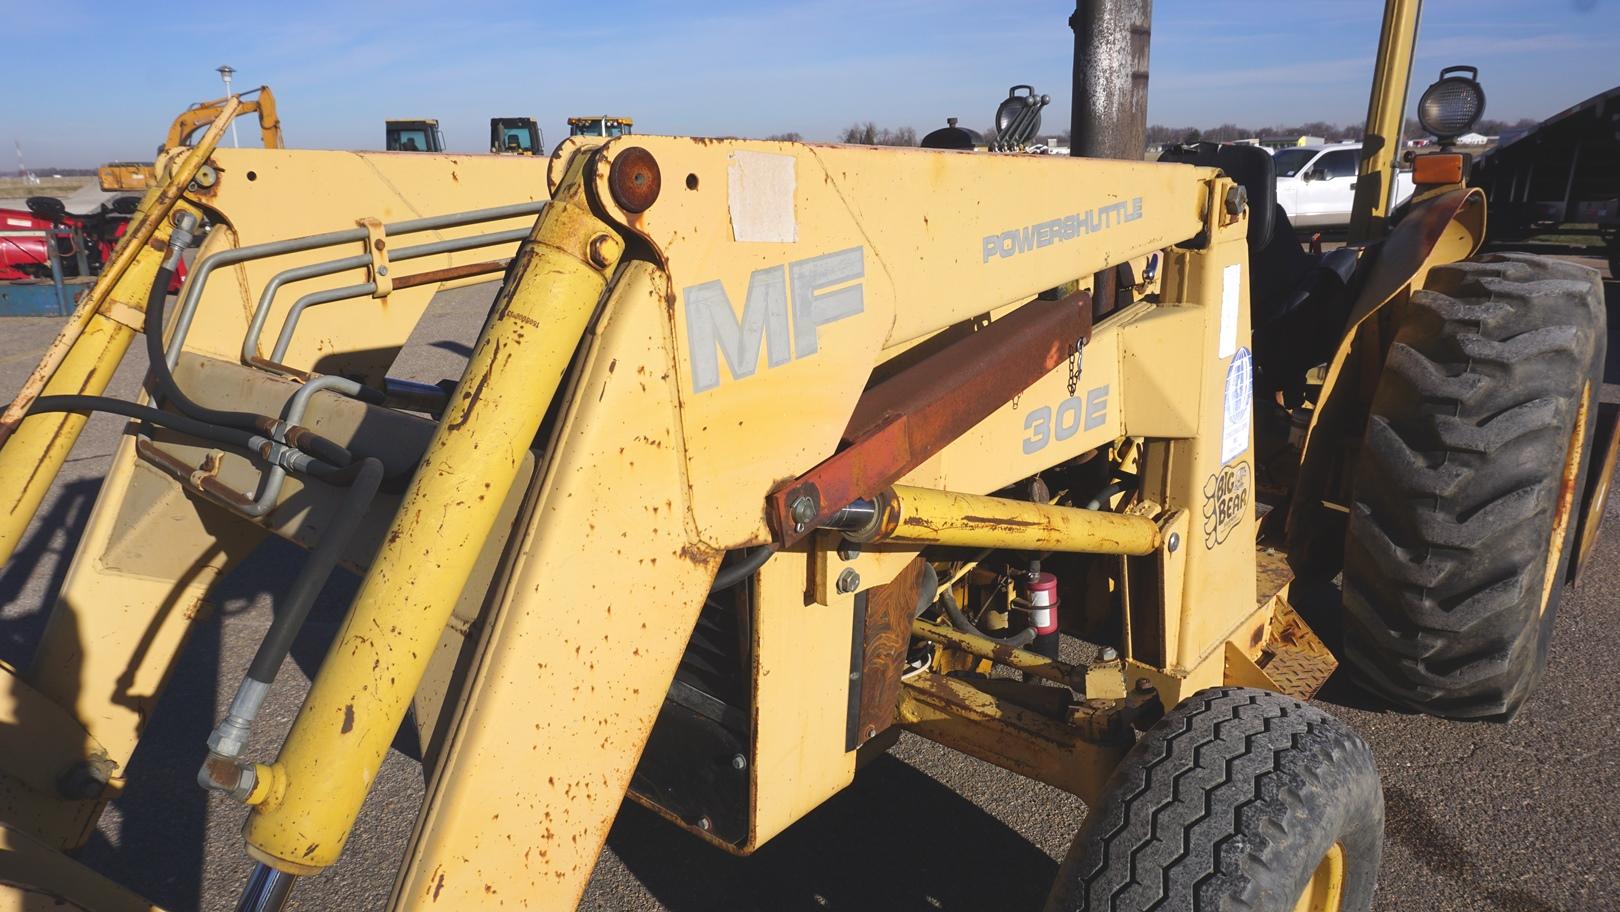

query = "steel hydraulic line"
[165,199,547,370]
[143,206,540,518]
[234,374,374,518]
[145,238,353,481]
[141,215,355,519]
[242,225,532,363]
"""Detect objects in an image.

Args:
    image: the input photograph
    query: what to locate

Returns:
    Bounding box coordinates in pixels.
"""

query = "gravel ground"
[0,255,1615,911]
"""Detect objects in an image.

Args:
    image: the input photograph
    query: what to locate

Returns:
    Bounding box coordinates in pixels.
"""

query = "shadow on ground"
[601,754,1057,912]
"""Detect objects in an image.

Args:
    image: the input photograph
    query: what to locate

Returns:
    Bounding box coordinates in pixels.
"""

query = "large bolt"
[1099,646,1120,663]
[588,234,615,269]
[790,495,817,524]
[1224,184,1248,216]
[837,541,861,561]
[1167,531,1181,553]
[836,568,861,594]
[731,754,747,771]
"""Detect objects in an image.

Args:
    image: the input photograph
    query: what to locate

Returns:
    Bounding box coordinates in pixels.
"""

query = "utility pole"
[1069,0,1152,161]
[217,65,241,148]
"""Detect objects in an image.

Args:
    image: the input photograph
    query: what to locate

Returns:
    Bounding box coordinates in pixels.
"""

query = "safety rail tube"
[240,179,624,875]
[827,485,1162,555]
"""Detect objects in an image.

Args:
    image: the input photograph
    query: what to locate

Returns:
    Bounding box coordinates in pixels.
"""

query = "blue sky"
[7,0,1617,167]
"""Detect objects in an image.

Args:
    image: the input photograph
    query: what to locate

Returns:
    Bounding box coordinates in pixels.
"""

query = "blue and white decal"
[1221,347,1253,465]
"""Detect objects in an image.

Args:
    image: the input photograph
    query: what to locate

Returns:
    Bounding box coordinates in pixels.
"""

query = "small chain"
[1067,339,1085,396]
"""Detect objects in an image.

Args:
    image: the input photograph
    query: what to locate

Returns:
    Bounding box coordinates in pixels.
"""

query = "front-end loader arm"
[4,131,1264,911]
[232,137,1224,908]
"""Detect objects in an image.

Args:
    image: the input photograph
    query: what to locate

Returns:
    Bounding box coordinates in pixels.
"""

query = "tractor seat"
[1250,203,1360,401]
[1157,142,1363,400]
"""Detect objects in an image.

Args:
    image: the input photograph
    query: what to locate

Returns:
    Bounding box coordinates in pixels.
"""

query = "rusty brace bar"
[768,291,1093,546]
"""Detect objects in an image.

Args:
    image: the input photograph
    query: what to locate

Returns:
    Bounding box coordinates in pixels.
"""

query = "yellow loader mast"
[1348,0,1422,241]
[97,86,282,191]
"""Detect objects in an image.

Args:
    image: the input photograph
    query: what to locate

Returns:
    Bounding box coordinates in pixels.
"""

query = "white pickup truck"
[1272,142,1415,228]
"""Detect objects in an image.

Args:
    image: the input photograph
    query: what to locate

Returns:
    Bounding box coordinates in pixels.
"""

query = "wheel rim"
[1573,399,1618,579]
[1292,841,1346,912]
[1539,382,1590,615]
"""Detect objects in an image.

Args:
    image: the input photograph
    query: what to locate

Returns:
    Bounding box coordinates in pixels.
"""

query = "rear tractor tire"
[1342,252,1606,719]
[1045,687,1383,912]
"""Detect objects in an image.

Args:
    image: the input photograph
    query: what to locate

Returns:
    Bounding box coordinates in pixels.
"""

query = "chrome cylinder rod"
[235,863,296,912]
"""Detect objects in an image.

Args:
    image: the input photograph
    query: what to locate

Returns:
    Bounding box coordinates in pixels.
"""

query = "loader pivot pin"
[609,146,662,213]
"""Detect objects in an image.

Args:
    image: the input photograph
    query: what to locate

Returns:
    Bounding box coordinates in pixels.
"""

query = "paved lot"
[0,256,1615,911]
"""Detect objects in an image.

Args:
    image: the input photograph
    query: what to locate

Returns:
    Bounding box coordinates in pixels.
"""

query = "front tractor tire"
[1045,688,1383,912]
[1343,253,1606,719]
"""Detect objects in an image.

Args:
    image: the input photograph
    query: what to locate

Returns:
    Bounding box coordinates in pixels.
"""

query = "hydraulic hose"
[915,562,939,618]
[35,399,381,658]
[244,456,383,684]
[938,585,1036,648]
[31,394,261,451]
[144,262,352,469]
[205,456,384,762]
[710,545,776,592]
[1084,470,1139,511]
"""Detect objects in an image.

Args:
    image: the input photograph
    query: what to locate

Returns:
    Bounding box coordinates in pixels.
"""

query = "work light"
[1417,66,1486,142]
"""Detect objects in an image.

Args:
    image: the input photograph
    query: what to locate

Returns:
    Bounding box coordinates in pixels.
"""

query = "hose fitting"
[198,752,259,803]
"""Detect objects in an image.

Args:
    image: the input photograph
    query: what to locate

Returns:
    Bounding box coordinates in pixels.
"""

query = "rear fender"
[1285,188,1486,574]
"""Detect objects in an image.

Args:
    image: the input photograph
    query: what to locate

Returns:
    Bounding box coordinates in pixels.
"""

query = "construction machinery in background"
[385,119,446,152]
[567,114,634,138]
[490,117,544,155]
[98,86,282,192]
[0,2,1610,911]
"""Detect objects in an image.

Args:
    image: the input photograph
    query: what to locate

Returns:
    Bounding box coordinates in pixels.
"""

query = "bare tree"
[840,122,918,146]
[841,122,879,144]
[765,132,804,142]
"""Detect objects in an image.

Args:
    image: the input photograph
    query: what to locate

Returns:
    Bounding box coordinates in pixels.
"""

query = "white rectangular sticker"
[1218,263,1242,358]
[727,151,797,243]
[1222,347,1253,464]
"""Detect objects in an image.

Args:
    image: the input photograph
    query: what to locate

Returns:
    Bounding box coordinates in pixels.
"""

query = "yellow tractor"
[0,1,1609,910]
[491,117,544,155]
[567,114,634,138]
[385,119,446,153]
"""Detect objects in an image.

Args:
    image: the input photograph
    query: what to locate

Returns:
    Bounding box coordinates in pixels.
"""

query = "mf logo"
[683,247,864,393]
